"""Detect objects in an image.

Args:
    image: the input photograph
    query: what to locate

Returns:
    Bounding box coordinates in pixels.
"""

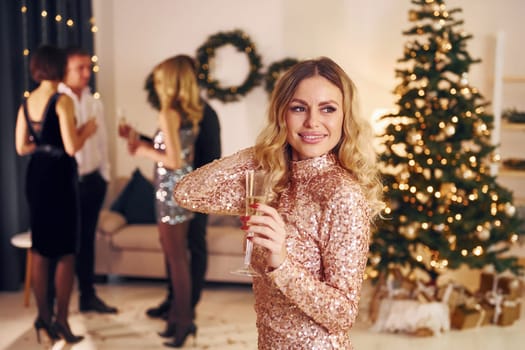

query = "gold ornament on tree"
[445,124,456,136]
[407,130,422,144]
[370,254,381,266]
[505,203,516,216]
[437,32,452,52]
[476,227,491,241]
[400,223,418,239]
[460,72,469,86]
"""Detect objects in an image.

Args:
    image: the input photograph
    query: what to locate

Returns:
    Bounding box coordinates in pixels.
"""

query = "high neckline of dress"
[290,153,338,180]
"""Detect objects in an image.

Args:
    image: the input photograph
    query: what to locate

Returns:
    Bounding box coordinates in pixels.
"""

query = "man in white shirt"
[56,47,116,313]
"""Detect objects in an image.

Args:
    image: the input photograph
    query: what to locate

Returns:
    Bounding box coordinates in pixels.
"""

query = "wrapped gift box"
[483,290,522,326]
[479,272,524,299]
[497,299,522,326]
[479,301,495,326]
[437,282,471,313]
[450,304,486,330]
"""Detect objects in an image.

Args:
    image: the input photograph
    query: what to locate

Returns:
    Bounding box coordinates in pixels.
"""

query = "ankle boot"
[52,321,84,344]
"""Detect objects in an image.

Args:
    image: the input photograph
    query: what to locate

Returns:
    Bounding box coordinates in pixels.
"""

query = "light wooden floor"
[0,278,523,350]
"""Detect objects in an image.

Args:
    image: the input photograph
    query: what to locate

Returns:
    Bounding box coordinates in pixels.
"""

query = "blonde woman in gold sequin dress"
[174,57,383,349]
[120,56,202,348]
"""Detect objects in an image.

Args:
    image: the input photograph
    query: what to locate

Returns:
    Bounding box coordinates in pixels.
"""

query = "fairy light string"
[20,0,99,98]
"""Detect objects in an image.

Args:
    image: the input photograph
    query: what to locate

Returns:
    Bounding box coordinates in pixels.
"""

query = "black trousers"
[166,212,209,308]
[76,171,107,296]
[48,171,107,301]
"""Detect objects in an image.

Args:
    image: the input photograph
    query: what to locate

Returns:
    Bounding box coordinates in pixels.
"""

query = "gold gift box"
[450,304,486,330]
[497,299,522,326]
[479,273,524,299]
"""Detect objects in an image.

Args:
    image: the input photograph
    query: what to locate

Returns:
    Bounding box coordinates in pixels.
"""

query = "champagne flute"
[231,169,268,277]
[117,107,128,138]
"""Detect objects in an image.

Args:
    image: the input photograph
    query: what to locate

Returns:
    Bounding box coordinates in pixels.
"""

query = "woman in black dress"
[15,45,97,344]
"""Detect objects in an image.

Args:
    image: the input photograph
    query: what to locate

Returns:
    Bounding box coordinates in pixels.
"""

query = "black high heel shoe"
[158,322,176,338]
[52,321,85,344]
[34,317,59,344]
[163,323,197,348]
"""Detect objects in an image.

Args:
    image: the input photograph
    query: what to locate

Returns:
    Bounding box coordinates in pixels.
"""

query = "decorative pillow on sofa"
[110,168,156,224]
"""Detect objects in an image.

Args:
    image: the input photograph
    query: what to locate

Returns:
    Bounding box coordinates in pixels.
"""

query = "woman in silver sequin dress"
[120,56,201,348]
[174,57,384,349]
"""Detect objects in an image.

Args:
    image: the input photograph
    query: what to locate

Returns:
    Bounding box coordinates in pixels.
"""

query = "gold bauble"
[370,255,381,265]
[477,228,490,241]
[505,202,516,216]
[434,223,445,232]
[462,169,474,180]
[445,124,456,136]
[438,32,452,53]
[405,225,417,239]
[460,72,469,86]
[407,130,422,144]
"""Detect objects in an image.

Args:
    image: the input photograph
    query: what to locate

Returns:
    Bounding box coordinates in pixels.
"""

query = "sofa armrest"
[98,209,127,235]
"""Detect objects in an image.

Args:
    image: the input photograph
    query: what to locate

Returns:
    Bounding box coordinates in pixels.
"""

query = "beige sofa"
[94,176,252,284]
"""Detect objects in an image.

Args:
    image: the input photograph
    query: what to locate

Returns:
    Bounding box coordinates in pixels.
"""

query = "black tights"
[158,222,193,330]
[32,251,75,325]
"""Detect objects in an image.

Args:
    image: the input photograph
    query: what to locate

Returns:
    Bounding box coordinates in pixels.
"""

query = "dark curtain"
[0,0,93,291]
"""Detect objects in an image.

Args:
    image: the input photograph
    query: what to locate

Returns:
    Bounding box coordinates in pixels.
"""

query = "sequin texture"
[174,148,371,349]
[153,128,195,225]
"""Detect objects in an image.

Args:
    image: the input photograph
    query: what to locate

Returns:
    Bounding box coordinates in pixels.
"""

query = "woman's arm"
[174,147,255,216]
[132,109,182,168]
[57,95,97,156]
[15,106,36,156]
[268,187,371,333]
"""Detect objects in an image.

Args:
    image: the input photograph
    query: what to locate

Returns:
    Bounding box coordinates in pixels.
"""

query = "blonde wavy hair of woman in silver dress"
[174,56,383,349]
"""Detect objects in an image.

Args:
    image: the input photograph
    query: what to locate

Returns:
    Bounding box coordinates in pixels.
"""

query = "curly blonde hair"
[253,57,383,219]
[153,55,203,129]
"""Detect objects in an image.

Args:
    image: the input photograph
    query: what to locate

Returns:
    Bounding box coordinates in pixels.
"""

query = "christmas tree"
[369,0,524,284]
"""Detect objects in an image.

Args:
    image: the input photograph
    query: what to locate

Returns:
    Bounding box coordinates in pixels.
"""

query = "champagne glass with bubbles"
[231,169,268,277]
[117,107,127,136]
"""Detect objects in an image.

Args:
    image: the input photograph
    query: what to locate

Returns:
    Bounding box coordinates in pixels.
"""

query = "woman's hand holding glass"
[117,115,141,155]
[126,128,140,155]
[232,170,268,276]
[243,203,288,270]
[117,117,132,139]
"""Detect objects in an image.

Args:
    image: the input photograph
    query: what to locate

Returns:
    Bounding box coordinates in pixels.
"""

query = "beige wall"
[92,0,525,179]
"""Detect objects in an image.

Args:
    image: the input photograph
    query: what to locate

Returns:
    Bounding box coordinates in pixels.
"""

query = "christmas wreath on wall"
[196,29,263,103]
[264,58,299,95]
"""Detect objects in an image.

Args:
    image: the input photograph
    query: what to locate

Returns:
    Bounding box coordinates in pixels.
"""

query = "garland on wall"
[196,29,263,103]
[264,58,299,94]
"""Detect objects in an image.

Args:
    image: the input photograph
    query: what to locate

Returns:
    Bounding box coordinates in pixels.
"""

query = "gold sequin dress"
[174,147,371,349]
